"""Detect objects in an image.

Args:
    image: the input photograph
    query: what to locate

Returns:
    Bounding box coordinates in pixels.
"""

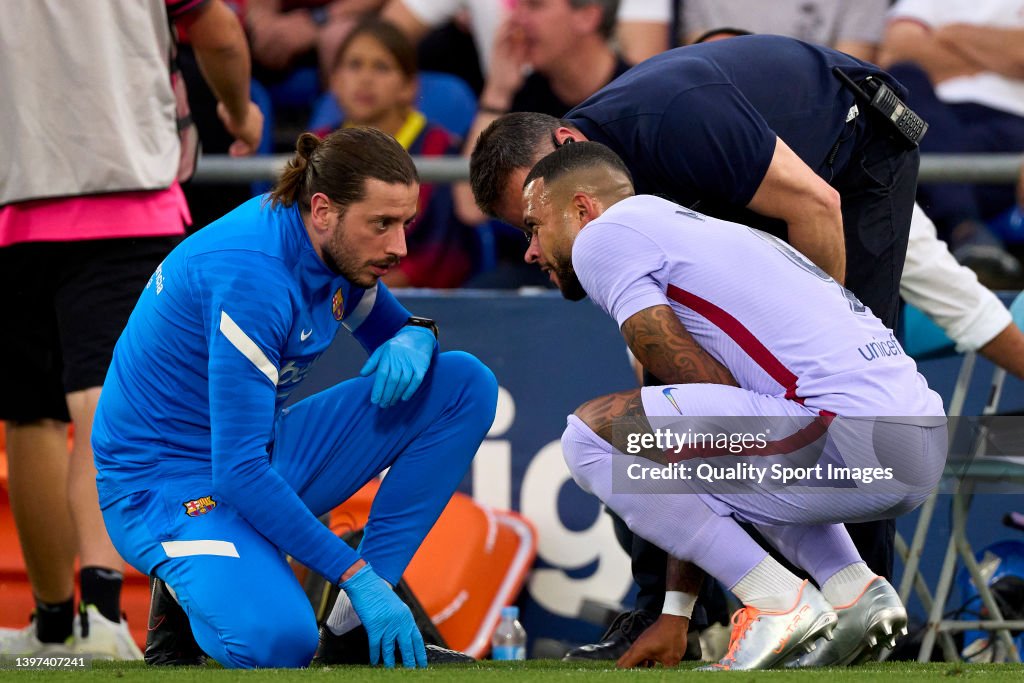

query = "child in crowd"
[319,18,479,287]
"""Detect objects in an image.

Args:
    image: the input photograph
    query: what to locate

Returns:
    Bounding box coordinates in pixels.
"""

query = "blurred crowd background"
[184,0,1024,292]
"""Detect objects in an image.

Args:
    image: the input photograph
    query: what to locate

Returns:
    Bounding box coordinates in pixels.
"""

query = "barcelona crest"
[332,288,344,321]
[183,496,217,517]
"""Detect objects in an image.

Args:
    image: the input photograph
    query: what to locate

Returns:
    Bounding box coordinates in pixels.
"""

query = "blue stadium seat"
[266,66,322,110]
[901,303,956,360]
[416,71,477,140]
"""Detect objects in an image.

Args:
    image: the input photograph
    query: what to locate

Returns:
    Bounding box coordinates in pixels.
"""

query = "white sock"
[326,591,362,636]
[821,562,876,607]
[730,556,804,612]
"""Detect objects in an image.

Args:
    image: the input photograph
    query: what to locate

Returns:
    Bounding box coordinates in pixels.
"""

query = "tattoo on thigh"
[576,390,663,461]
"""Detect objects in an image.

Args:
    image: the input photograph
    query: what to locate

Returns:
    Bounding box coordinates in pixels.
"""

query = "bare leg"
[65,387,123,570]
[5,419,77,604]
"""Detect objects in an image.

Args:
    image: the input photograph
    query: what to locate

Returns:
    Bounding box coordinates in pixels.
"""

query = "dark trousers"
[832,114,919,332]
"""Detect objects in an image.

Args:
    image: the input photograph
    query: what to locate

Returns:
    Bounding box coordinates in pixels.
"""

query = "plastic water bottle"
[491,606,527,660]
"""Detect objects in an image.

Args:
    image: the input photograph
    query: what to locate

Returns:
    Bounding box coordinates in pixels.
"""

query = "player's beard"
[553,261,586,301]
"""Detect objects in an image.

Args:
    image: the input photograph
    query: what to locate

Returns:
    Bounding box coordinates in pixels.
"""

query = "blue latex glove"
[359,325,436,408]
[341,565,427,668]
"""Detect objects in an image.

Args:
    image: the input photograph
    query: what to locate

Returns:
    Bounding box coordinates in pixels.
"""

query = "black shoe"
[424,643,475,664]
[562,610,656,661]
[561,609,702,662]
[314,625,474,665]
[144,577,206,666]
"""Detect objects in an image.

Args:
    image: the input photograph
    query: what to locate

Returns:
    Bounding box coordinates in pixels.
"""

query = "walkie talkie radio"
[833,67,928,148]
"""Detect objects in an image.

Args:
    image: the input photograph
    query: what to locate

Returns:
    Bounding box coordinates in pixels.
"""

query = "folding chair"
[895,293,1024,662]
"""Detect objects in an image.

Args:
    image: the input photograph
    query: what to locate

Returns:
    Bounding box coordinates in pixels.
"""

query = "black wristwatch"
[405,316,439,339]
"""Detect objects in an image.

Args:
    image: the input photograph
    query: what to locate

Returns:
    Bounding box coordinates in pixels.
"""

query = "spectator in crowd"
[381,0,667,94]
[477,0,630,119]
[320,18,479,287]
[0,0,261,659]
[248,0,384,80]
[457,0,632,286]
[878,0,1024,288]
[682,0,890,62]
[381,0,507,94]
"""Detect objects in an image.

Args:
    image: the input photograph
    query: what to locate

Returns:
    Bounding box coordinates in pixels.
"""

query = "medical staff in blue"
[91,128,499,669]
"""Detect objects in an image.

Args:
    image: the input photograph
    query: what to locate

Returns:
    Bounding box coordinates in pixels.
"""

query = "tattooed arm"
[621,305,738,388]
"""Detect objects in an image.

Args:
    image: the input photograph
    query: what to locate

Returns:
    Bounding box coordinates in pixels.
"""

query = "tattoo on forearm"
[622,306,737,387]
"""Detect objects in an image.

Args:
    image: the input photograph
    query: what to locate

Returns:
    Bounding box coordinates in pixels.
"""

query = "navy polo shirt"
[565,35,903,220]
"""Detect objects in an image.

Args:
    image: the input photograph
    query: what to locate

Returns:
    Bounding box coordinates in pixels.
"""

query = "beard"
[321,217,397,288]
[553,262,586,301]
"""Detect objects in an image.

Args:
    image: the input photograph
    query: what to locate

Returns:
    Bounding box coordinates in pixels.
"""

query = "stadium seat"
[265,66,321,111]
[415,71,477,141]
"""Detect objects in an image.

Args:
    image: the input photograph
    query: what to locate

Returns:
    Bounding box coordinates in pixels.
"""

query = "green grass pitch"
[4,660,1024,682]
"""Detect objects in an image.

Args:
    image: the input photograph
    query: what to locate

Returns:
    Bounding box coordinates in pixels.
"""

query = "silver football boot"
[698,581,838,671]
[790,576,908,668]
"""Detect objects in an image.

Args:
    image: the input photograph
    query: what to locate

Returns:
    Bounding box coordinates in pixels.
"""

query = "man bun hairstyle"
[469,112,567,217]
[270,128,418,210]
[524,140,633,190]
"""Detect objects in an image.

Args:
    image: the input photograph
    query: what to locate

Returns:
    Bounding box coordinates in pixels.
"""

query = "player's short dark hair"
[470,112,569,217]
[270,128,418,211]
[524,140,633,190]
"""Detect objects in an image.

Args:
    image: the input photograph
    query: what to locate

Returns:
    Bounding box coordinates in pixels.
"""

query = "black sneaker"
[423,643,475,663]
[561,609,702,662]
[562,610,655,661]
[313,625,474,665]
[144,577,206,666]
